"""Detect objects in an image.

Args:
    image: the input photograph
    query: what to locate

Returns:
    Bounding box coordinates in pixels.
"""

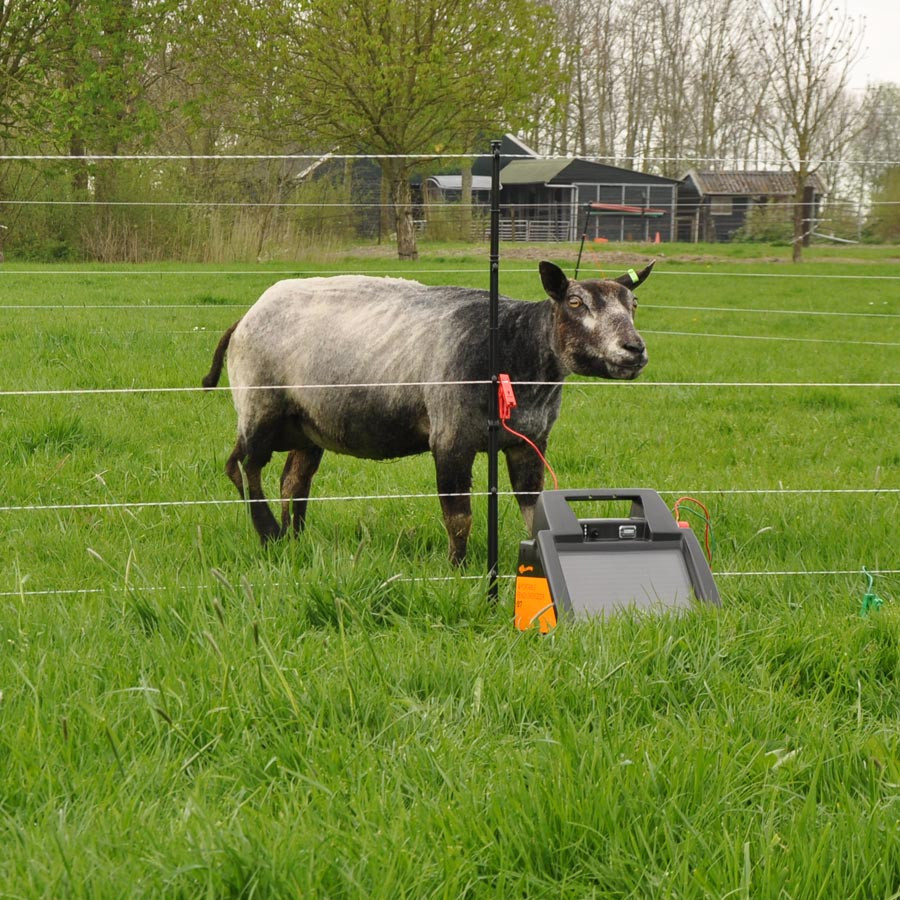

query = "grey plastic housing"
[520,488,720,618]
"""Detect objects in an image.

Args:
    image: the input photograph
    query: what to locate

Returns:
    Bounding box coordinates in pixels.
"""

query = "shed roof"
[500,158,679,187]
[499,158,572,184]
[683,170,825,196]
[471,134,539,177]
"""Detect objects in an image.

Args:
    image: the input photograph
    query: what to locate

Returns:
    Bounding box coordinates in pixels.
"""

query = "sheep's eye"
[567,296,583,308]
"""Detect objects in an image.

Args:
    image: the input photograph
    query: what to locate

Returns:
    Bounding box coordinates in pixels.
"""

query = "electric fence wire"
[2,151,900,166]
[3,380,898,398]
[3,568,899,600]
[2,487,898,514]
[2,198,900,210]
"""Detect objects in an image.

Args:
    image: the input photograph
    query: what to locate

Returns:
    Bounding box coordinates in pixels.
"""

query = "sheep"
[202,260,652,563]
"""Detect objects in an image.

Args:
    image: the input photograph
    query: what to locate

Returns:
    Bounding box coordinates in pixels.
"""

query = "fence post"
[488,139,501,601]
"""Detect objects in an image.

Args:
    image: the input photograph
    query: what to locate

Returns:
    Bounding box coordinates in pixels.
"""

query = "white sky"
[847,0,900,92]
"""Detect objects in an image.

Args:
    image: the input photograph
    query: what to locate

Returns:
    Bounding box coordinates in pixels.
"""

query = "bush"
[731,200,793,243]
[0,156,362,262]
[866,167,900,243]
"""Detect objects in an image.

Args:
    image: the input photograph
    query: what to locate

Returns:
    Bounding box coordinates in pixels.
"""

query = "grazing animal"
[202,261,652,564]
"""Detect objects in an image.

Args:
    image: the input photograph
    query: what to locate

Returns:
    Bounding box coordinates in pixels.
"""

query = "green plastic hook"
[860,567,884,617]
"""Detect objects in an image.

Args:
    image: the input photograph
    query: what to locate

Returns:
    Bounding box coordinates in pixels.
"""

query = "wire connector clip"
[498,373,517,421]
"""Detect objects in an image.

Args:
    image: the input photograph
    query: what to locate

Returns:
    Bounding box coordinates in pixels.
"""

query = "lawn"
[1,243,899,897]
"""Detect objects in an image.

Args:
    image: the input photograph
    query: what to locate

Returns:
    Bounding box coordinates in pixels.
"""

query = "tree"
[849,82,900,238]
[0,0,59,242]
[687,0,758,168]
[544,0,595,156]
[645,0,696,177]
[542,0,763,174]
[47,0,180,190]
[280,0,557,260]
[601,0,652,169]
[748,0,863,261]
[0,0,58,143]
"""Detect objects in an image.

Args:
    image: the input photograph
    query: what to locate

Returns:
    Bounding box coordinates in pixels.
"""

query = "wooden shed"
[496,158,679,243]
[677,170,825,242]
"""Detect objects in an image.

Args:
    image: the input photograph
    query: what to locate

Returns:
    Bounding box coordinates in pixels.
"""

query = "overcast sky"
[848,0,900,91]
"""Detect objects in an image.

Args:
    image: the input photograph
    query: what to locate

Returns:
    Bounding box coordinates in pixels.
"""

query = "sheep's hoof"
[258,528,282,545]
[448,549,468,567]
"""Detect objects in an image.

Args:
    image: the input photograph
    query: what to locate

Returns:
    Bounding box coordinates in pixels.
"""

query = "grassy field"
[1,243,899,897]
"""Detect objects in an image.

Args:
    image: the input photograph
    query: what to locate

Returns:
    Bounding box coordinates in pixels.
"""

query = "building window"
[710,197,732,216]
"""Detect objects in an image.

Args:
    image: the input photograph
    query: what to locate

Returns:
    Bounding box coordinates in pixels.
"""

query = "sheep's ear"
[615,261,655,289]
[539,261,569,302]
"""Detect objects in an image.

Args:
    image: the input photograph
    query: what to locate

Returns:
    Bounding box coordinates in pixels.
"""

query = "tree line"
[0,0,897,262]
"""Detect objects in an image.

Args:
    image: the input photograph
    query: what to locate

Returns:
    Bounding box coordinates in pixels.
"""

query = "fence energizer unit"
[515,489,720,632]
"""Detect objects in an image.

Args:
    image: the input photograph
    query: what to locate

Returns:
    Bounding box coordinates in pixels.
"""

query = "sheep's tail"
[202,320,241,389]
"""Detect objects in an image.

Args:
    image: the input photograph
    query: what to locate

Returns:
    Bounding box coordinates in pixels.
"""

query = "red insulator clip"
[498,373,517,422]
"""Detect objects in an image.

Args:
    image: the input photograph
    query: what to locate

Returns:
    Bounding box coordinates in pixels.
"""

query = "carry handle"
[531,488,682,540]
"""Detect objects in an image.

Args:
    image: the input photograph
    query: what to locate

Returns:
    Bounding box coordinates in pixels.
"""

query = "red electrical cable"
[500,419,559,490]
[498,374,559,490]
[673,495,713,565]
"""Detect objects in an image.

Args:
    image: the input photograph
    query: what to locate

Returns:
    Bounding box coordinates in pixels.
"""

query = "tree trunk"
[386,163,418,261]
[792,177,805,263]
[801,184,815,247]
[69,134,88,195]
[343,157,354,238]
[459,165,472,240]
[378,172,390,245]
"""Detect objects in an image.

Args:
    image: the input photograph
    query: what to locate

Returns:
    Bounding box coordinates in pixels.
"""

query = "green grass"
[1,246,899,897]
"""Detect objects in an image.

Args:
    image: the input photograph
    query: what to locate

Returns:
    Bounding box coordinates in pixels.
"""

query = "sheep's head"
[540,260,651,380]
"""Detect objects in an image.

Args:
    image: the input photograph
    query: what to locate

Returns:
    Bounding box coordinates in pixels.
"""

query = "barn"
[423,135,680,243]
[496,158,679,243]
[677,170,826,242]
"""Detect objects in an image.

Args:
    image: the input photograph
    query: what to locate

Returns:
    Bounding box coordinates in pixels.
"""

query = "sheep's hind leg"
[279,446,324,536]
[225,439,247,498]
[244,457,280,543]
[225,436,280,542]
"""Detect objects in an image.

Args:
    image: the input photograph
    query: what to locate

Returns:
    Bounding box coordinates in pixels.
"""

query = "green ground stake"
[860,567,884,616]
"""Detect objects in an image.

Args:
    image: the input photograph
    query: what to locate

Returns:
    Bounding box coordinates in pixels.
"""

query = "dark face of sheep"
[540,261,651,380]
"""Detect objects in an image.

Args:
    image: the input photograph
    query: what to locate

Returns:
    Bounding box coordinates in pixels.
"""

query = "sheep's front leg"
[433,446,475,565]
[504,442,547,535]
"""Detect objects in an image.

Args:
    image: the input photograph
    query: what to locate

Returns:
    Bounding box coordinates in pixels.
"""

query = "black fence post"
[487,139,501,601]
